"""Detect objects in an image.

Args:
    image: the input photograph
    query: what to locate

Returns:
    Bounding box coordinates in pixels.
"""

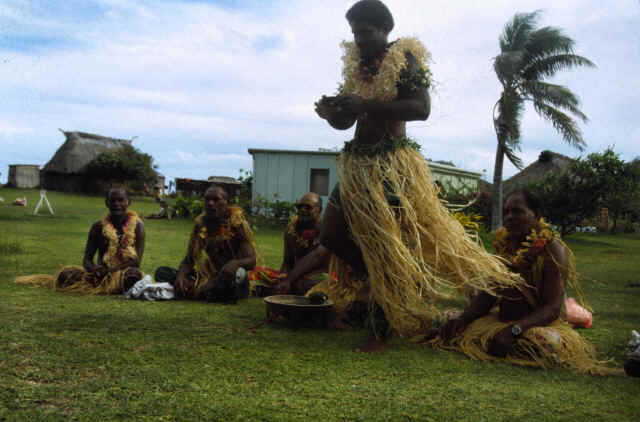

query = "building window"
[310,168,329,196]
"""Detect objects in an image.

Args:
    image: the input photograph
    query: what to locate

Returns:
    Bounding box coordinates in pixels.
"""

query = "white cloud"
[1,0,639,185]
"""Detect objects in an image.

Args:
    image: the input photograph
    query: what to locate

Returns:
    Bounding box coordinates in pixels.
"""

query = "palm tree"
[491,11,595,230]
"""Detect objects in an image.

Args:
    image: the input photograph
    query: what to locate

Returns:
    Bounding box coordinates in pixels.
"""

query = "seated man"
[145,187,169,219]
[16,187,145,294]
[251,193,330,296]
[429,189,612,375]
[173,185,256,303]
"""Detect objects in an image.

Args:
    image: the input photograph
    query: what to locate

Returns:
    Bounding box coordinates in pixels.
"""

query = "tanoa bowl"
[264,295,333,329]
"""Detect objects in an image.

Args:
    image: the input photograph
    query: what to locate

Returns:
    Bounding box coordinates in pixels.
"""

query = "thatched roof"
[42,130,132,174]
[503,150,574,194]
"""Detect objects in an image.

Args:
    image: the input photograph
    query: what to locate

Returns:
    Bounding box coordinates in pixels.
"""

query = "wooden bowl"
[264,295,333,329]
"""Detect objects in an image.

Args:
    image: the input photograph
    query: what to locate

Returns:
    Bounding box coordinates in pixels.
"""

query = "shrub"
[168,194,203,219]
[86,144,157,185]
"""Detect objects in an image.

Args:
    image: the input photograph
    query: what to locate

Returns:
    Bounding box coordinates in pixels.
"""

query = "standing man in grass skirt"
[305,0,522,352]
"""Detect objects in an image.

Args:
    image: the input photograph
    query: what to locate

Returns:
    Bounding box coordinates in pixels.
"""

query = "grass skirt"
[15,265,136,295]
[334,147,522,337]
[429,312,616,375]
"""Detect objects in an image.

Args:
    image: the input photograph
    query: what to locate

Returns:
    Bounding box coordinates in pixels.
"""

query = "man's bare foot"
[355,336,387,354]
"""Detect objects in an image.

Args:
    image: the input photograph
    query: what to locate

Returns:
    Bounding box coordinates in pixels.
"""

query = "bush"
[86,144,157,185]
[253,193,295,222]
[168,194,203,219]
[441,182,492,229]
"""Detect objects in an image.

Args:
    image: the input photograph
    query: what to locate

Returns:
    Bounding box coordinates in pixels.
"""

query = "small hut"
[208,176,241,198]
[41,131,132,192]
[502,150,574,195]
[175,176,240,197]
[8,164,40,188]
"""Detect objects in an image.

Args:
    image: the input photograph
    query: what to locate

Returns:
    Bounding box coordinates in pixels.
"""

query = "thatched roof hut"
[42,130,132,192]
[503,150,574,195]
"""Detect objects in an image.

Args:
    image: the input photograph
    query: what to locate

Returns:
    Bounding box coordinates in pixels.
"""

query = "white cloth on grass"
[125,275,175,301]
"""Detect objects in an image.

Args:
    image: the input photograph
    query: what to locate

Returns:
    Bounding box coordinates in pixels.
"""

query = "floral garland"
[190,207,257,288]
[286,215,320,250]
[102,211,139,265]
[340,37,431,101]
[493,218,554,271]
[197,214,233,244]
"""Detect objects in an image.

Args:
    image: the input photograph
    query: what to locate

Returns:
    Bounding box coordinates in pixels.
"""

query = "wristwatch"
[511,324,523,337]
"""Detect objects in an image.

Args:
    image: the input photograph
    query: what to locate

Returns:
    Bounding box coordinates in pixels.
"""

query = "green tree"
[528,166,598,236]
[86,144,157,184]
[491,11,595,230]
[581,149,640,233]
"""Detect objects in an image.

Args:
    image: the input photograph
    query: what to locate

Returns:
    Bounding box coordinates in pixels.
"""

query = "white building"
[249,148,481,205]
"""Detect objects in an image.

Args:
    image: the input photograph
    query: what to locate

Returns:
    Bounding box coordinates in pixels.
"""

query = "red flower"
[532,238,547,254]
[301,229,316,240]
[219,226,230,237]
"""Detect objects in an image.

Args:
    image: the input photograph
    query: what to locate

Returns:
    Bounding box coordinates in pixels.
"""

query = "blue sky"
[1,0,639,185]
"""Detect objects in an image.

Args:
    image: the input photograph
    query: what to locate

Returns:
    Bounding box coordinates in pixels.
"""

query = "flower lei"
[341,37,432,101]
[102,211,139,265]
[493,218,555,272]
[198,215,233,244]
[286,215,320,250]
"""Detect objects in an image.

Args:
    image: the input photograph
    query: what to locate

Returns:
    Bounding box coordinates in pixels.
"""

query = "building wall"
[8,165,40,188]
[250,149,481,206]
[251,151,339,205]
[431,171,479,193]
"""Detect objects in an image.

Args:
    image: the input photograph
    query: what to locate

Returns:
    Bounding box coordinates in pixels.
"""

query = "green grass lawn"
[1,187,639,421]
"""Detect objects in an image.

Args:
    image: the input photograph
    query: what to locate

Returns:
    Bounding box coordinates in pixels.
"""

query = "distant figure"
[250,193,330,295]
[15,187,146,294]
[145,187,169,219]
[172,186,257,303]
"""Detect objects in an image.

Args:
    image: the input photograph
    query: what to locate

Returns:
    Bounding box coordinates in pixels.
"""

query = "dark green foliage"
[579,149,640,233]
[527,170,597,236]
[86,144,157,184]
[168,194,203,218]
[234,169,253,215]
[528,148,640,235]
[253,193,295,222]
[397,66,431,91]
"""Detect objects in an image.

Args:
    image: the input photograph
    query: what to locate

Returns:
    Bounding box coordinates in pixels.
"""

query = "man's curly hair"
[346,0,394,34]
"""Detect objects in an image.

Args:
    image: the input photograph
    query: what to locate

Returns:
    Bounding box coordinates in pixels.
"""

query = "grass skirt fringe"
[14,274,55,288]
[430,313,616,375]
[15,265,132,295]
[336,147,522,337]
